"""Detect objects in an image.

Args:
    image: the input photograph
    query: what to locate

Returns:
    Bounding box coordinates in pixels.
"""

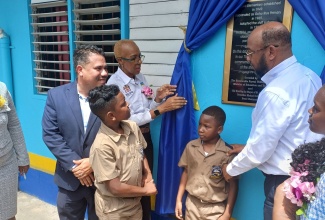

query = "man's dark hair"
[290,138,325,184]
[73,44,105,69]
[88,84,120,119]
[202,106,226,126]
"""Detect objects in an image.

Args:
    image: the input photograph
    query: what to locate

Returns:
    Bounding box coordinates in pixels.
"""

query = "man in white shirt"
[222,21,322,220]
[107,39,187,220]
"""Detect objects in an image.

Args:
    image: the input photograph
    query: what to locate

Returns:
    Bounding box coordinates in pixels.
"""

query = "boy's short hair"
[202,106,226,126]
[88,84,120,118]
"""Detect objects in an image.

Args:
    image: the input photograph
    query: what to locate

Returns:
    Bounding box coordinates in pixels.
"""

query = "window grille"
[31,0,70,94]
[30,0,121,94]
[73,0,121,78]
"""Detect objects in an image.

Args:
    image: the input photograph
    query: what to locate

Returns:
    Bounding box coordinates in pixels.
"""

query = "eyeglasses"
[245,45,278,56]
[119,54,145,63]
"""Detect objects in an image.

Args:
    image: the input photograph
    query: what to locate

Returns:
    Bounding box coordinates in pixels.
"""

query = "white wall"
[129,0,190,91]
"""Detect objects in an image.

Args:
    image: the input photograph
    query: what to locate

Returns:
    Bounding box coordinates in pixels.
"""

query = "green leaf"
[296,208,304,216]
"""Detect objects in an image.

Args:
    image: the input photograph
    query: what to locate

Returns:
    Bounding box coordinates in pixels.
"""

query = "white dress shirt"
[107,67,161,126]
[227,56,323,176]
[78,93,90,133]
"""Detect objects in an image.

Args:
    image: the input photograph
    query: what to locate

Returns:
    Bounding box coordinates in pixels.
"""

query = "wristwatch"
[154,109,160,116]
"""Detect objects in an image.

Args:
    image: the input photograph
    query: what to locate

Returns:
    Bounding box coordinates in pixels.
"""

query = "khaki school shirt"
[178,138,235,203]
[90,120,147,198]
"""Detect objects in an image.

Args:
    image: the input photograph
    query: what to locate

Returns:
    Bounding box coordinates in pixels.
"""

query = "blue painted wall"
[152,11,325,220]
[1,1,325,219]
[0,0,51,158]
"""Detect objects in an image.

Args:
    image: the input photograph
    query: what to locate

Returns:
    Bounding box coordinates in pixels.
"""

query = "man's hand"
[227,144,244,156]
[72,158,93,179]
[222,164,233,182]
[79,173,95,187]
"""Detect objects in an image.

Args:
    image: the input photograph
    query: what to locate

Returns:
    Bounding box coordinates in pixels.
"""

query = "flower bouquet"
[283,140,325,216]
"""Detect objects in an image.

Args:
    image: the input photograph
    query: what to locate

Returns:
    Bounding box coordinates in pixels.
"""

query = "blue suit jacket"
[42,82,101,191]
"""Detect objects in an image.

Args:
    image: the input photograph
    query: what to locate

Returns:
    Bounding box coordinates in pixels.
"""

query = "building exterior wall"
[0,0,324,219]
[130,0,190,92]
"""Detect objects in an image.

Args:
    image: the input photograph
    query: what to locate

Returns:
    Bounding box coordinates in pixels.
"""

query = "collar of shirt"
[100,120,134,142]
[261,55,297,85]
[78,94,88,102]
[78,92,90,133]
[116,67,142,85]
[191,138,229,155]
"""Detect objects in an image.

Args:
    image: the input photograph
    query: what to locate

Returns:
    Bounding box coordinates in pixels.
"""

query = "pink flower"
[300,182,315,194]
[283,179,304,206]
[293,187,303,201]
[141,86,153,99]
[299,181,316,201]
[289,170,308,178]
[283,170,316,214]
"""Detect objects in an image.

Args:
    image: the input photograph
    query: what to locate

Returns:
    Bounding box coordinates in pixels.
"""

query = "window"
[73,0,121,78]
[31,0,70,94]
[30,0,121,94]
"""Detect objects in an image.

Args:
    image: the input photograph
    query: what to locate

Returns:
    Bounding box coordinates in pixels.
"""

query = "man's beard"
[254,54,268,79]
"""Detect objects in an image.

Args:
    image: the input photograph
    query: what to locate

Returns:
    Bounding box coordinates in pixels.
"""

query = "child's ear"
[106,111,115,121]
[217,125,223,134]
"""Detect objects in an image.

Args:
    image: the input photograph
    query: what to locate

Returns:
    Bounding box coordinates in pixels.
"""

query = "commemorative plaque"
[222,0,292,106]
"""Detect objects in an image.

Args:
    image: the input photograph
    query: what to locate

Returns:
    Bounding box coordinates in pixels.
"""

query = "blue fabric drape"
[155,0,246,215]
[288,0,325,83]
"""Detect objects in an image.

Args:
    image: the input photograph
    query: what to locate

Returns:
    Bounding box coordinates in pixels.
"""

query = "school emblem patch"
[210,165,222,179]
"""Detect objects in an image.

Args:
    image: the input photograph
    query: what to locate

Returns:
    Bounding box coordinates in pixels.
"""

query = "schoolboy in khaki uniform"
[175,106,238,220]
[89,84,157,220]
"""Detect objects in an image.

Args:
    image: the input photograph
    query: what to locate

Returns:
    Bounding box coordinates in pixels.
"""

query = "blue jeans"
[263,173,289,220]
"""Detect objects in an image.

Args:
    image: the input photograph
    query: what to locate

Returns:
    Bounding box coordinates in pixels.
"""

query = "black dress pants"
[263,172,289,220]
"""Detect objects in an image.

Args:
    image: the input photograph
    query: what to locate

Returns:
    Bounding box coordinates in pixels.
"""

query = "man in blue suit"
[42,45,108,220]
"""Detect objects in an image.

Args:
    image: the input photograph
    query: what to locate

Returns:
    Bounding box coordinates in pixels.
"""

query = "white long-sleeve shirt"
[227,56,323,176]
[107,68,161,126]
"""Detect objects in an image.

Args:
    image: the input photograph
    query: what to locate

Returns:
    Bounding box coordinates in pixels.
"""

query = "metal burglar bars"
[73,0,121,78]
[30,0,121,94]
[31,0,71,94]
